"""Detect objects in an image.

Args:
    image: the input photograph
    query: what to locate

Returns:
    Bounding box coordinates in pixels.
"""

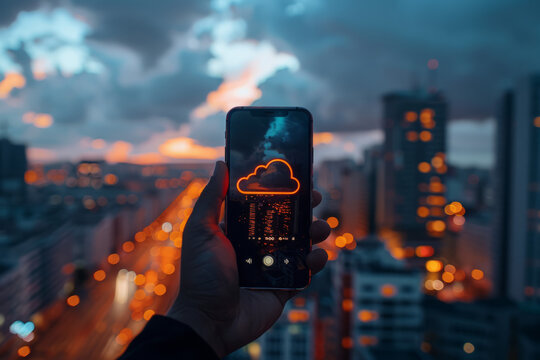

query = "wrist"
[167,302,227,358]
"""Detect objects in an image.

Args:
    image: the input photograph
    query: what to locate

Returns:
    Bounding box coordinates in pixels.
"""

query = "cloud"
[244,0,540,129]
[129,152,169,165]
[104,140,132,163]
[1,0,538,166]
[158,137,223,160]
[191,38,299,119]
[447,118,494,168]
[313,130,383,164]
[0,72,25,98]
[22,112,53,128]
[27,147,57,163]
[237,159,300,195]
[0,0,41,27]
[71,0,210,67]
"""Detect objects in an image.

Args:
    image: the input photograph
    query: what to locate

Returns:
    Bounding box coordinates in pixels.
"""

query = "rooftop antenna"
[410,71,420,92]
[427,58,439,93]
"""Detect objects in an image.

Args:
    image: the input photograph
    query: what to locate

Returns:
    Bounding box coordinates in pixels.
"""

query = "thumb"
[190,161,228,226]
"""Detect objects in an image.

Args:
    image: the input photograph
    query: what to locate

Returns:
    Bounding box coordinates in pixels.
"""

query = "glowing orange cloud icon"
[237,159,300,195]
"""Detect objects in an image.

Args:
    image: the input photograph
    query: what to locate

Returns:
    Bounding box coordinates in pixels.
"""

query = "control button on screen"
[262,255,274,267]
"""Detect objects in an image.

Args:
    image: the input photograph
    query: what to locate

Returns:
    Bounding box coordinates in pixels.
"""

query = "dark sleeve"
[118,315,219,360]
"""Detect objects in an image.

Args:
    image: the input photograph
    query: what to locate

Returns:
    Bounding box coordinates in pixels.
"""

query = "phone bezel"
[225,106,314,290]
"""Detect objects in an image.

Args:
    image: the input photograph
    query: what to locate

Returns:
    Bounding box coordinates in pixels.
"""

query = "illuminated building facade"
[259,296,316,360]
[340,236,423,359]
[496,74,540,304]
[378,90,448,261]
[453,214,493,291]
[424,298,515,360]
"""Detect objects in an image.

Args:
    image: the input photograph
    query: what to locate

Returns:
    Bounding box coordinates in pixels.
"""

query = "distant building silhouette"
[494,90,514,300]
[495,74,540,305]
[0,137,27,200]
[0,136,27,231]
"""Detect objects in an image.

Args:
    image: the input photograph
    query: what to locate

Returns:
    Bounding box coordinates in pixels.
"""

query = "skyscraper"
[0,137,27,231]
[493,90,514,299]
[496,74,540,304]
[378,90,448,256]
[0,137,27,201]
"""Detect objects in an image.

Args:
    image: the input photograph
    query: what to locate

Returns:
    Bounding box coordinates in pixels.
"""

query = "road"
[9,179,205,360]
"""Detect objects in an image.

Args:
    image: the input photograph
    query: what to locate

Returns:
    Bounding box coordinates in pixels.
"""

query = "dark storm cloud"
[2,0,539,157]
[0,0,40,26]
[110,51,220,123]
[71,0,211,67]
[247,0,540,130]
[29,74,95,124]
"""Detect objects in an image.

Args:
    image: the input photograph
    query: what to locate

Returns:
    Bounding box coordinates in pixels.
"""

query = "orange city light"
[134,274,146,286]
[471,269,484,280]
[342,299,354,311]
[358,310,378,322]
[419,131,432,142]
[287,309,310,323]
[335,236,347,248]
[143,309,155,321]
[122,241,135,253]
[416,245,434,258]
[67,295,80,307]
[93,270,106,281]
[426,260,443,272]
[116,328,133,346]
[327,216,339,228]
[418,162,431,173]
[359,336,378,346]
[405,111,418,122]
[108,253,120,265]
[236,159,300,195]
[342,337,353,349]
[154,284,167,296]
[380,284,397,297]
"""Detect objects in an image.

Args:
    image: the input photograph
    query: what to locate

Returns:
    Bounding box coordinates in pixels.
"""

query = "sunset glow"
[22,112,54,128]
[158,137,223,160]
[105,141,133,164]
[313,132,334,146]
[193,69,262,119]
[0,72,26,98]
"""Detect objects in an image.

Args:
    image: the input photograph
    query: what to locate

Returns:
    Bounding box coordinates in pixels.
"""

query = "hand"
[168,161,330,358]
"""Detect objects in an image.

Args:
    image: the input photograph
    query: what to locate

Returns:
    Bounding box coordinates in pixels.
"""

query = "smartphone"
[225,106,313,290]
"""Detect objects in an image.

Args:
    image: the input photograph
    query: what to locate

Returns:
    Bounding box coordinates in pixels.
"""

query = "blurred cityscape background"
[1,1,539,359]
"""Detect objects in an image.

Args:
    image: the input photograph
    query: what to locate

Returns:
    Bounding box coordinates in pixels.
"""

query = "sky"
[0,0,538,167]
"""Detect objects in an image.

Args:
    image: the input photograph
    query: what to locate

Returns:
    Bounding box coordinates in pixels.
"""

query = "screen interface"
[227,108,312,288]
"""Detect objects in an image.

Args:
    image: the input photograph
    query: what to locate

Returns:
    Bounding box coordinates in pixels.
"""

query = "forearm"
[167,302,228,358]
[118,315,219,360]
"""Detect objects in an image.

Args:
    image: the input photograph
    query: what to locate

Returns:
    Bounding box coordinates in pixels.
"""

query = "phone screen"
[226,107,312,289]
